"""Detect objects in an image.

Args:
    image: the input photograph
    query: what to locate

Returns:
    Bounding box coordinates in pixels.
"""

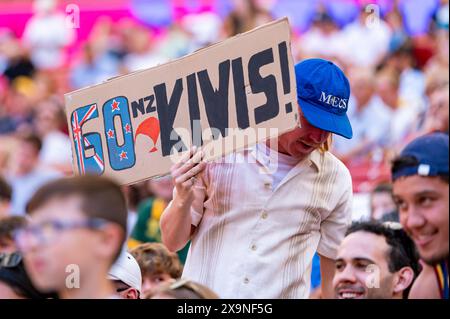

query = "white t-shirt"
[338,20,391,67]
[40,131,72,166]
[23,13,74,69]
[8,168,62,215]
[333,95,392,155]
[255,143,299,190]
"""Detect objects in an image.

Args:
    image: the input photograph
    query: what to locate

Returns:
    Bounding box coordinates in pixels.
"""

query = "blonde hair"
[147,279,219,299]
[130,243,183,278]
[319,134,333,153]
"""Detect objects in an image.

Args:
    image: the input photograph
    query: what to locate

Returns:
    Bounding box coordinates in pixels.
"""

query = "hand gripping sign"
[65,18,299,185]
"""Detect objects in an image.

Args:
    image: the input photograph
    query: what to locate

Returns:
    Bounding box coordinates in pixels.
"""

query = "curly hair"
[130,243,183,279]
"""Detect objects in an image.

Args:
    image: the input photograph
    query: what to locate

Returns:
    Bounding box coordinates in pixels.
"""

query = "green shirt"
[128,197,190,264]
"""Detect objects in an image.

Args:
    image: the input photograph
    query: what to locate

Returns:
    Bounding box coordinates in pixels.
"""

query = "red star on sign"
[124,123,131,133]
[119,150,128,161]
[111,99,120,112]
[73,127,81,136]
[107,129,115,139]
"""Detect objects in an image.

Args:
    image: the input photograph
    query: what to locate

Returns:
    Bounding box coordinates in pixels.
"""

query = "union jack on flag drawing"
[71,103,105,175]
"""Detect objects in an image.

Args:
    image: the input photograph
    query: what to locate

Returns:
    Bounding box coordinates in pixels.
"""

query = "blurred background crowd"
[0,0,448,297]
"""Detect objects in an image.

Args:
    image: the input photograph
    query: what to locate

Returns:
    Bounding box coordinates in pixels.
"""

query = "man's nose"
[335,265,357,286]
[404,206,426,232]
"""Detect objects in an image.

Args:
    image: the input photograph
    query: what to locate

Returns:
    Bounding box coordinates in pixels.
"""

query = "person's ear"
[393,267,415,297]
[123,288,139,299]
[95,223,124,261]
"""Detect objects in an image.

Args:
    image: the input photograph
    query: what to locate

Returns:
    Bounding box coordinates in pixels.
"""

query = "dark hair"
[19,134,42,153]
[346,221,421,298]
[126,185,141,211]
[391,155,449,183]
[0,255,58,299]
[0,216,27,242]
[26,175,127,262]
[131,243,183,279]
[0,177,12,201]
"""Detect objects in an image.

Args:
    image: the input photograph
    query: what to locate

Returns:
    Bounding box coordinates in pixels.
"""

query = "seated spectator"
[333,221,421,299]
[15,175,128,299]
[70,42,120,90]
[34,97,72,173]
[413,83,449,138]
[223,0,273,37]
[22,0,75,70]
[122,25,167,73]
[370,183,398,222]
[130,242,182,297]
[0,176,11,217]
[121,184,141,239]
[333,67,391,163]
[338,7,391,67]
[1,35,35,83]
[149,278,219,299]
[375,69,420,147]
[6,134,61,215]
[0,252,57,299]
[393,42,426,105]
[0,215,26,254]
[296,11,343,61]
[0,78,35,134]
[107,251,142,299]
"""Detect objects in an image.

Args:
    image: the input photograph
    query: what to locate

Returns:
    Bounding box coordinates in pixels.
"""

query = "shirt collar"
[309,150,322,172]
[249,143,322,172]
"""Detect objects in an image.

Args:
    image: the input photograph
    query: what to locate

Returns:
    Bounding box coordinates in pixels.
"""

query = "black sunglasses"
[0,252,22,268]
[112,279,131,293]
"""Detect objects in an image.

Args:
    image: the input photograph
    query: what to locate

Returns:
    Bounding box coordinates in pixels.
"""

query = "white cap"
[108,252,142,293]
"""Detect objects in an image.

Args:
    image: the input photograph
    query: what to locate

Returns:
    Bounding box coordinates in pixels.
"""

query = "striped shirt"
[434,261,449,299]
[179,145,353,298]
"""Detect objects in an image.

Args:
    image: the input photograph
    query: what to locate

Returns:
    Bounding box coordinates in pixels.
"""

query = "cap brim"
[107,273,119,281]
[299,97,353,139]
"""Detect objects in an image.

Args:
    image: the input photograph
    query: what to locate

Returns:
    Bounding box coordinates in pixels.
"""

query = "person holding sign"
[161,58,354,299]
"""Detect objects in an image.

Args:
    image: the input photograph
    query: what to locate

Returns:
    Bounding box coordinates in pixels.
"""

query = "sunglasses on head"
[0,251,22,268]
[111,279,131,293]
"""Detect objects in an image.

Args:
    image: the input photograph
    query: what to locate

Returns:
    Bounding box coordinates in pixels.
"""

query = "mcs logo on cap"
[295,58,353,139]
[319,91,349,110]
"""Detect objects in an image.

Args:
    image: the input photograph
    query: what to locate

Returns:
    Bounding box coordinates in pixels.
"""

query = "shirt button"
[251,244,257,251]
[244,278,249,284]
[264,182,271,189]
[261,212,268,219]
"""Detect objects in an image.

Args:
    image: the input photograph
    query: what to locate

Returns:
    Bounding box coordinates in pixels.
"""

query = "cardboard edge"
[64,16,296,184]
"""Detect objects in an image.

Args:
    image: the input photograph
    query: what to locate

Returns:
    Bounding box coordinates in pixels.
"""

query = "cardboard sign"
[65,18,299,185]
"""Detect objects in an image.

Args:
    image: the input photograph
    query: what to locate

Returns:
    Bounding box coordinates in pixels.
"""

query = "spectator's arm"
[160,148,207,252]
[318,255,335,299]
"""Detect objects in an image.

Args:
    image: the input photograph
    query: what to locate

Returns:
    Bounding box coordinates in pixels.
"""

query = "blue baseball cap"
[392,132,449,181]
[295,59,353,139]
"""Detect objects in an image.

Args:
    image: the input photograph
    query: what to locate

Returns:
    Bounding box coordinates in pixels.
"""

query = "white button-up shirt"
[179,145,353,298]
